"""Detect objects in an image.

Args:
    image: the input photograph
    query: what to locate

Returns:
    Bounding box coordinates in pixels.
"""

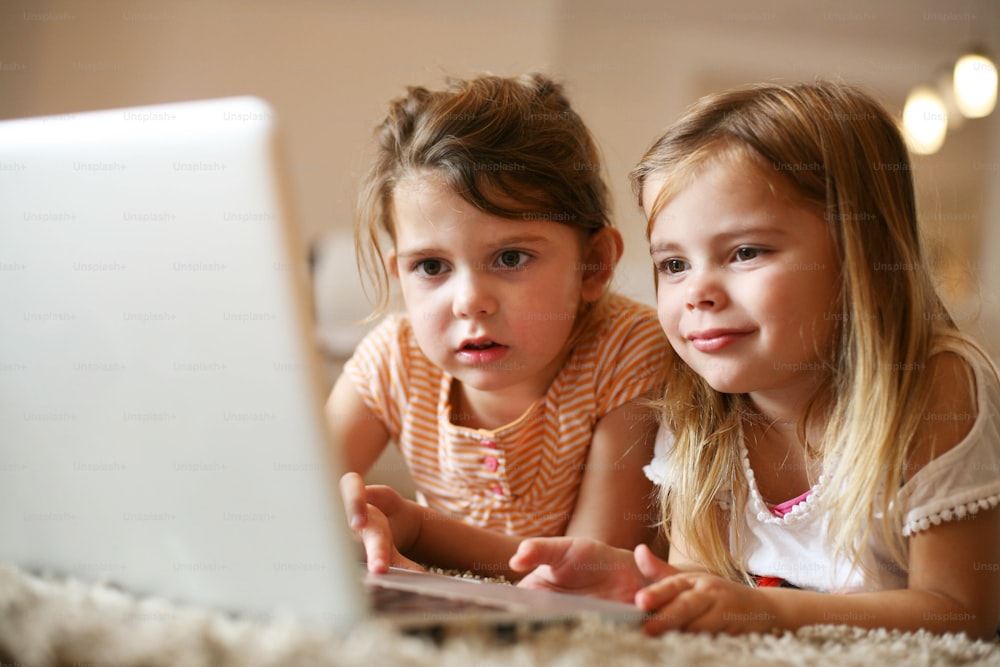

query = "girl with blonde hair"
[511,81,1000,639]
[331,73,671,577]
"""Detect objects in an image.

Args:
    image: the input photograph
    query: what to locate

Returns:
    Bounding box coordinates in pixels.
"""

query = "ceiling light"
[902,85,948,155]
[953,51,997,118]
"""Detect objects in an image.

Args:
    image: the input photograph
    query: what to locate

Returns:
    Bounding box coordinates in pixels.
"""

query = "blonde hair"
[631,81,987,581]
[355,73,614,339]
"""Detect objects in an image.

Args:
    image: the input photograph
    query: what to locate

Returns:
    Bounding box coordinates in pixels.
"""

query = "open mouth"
[462,340,501,351]
[457,338,509,365]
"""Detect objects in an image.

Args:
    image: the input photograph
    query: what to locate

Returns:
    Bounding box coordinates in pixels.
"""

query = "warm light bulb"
[953,53,998,118]
[902,86,948,155]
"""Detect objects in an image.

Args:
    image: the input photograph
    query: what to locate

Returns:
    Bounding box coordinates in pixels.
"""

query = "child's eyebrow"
[489,233,554,247]
[395,234,554,260]
[648,241,681,255]
[649,224,790,255]
[394,247,447,260]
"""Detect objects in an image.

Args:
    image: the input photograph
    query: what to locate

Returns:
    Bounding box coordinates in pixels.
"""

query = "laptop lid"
[0,97,369,631]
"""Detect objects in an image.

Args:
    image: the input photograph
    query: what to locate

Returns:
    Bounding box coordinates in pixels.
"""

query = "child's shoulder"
[586,294,666,357]
[906,342,997,478]
[350,312,419,363]
[597,293,661,334]
[580,294,669,383]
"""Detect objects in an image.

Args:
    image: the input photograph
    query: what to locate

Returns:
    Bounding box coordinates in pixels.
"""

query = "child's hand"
[633,553,774,635]
[510,537,660,603]
[339,472,425,573]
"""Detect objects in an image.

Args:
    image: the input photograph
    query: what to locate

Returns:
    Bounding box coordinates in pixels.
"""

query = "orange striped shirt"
[345,294,669,537]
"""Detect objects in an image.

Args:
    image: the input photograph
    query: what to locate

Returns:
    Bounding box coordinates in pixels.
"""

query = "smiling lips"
[687,328,752,352]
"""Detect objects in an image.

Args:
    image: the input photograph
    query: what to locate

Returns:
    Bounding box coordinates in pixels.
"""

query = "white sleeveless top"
[643,350,1000,593]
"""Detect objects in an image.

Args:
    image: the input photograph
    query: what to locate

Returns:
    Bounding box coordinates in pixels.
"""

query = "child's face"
[646,160,840,409]
[389,175,598,400]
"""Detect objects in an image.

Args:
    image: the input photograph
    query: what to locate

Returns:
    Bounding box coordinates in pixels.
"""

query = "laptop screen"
[0,97,367,630]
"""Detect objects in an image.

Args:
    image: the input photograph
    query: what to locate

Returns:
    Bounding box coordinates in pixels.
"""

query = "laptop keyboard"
[368,583,507,614]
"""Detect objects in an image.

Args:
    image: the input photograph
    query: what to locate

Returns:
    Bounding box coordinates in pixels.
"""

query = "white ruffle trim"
[642,426,673,486]
[741,445,824,525]
[902,494,1000,537]
[642,458,667,486]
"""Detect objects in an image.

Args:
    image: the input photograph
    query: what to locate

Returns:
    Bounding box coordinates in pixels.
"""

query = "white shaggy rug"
[1,564,997,667]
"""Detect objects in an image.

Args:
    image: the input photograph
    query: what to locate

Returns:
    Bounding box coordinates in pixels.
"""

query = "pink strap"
[770,489,813,517]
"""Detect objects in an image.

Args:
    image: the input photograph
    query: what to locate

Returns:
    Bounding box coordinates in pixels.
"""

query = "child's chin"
[451,367,523,390]
[701,375,753,396]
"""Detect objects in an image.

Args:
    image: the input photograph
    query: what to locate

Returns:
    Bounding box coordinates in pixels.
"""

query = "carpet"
[1,564,997,667]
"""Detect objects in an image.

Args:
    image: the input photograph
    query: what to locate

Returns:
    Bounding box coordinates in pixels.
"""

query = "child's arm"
[325,372,391,474]
[634,505,1000,639]
[562,398,660,549]
[327,372,398,570]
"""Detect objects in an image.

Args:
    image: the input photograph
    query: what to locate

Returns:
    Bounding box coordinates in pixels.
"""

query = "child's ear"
[580,227,622,302]
[386,249,400,279]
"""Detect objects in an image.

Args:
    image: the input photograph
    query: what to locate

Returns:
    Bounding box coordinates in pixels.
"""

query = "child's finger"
[365,518,424,573]
[363,484,403,514]
[636,579,706,635]
[509,537,573,573]
[338,472,368,530]
[359,510,394,573]
[633,543,679,582]
[634,575,691,613]
[516,565,561,591]
[391,553,426,572]
[508,538,542,572]
[642,599,702,636]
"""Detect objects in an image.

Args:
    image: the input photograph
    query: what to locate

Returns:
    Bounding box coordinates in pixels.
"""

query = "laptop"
[0,96,644,634]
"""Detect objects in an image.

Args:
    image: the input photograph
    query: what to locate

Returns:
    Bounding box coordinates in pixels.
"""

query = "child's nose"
[452,272,498,318]
[685,266,727,311]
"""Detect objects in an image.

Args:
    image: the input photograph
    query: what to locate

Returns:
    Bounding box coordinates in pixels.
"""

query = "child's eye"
[734,247,763,262]
[415,259,447,276]
[495,250,529,270]
[658,258,689,275]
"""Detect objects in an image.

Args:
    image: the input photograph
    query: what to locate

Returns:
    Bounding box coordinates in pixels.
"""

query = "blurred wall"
[2,0,998,361]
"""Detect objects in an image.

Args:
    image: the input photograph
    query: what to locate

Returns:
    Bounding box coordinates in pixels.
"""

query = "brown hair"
[355,73,613,321]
